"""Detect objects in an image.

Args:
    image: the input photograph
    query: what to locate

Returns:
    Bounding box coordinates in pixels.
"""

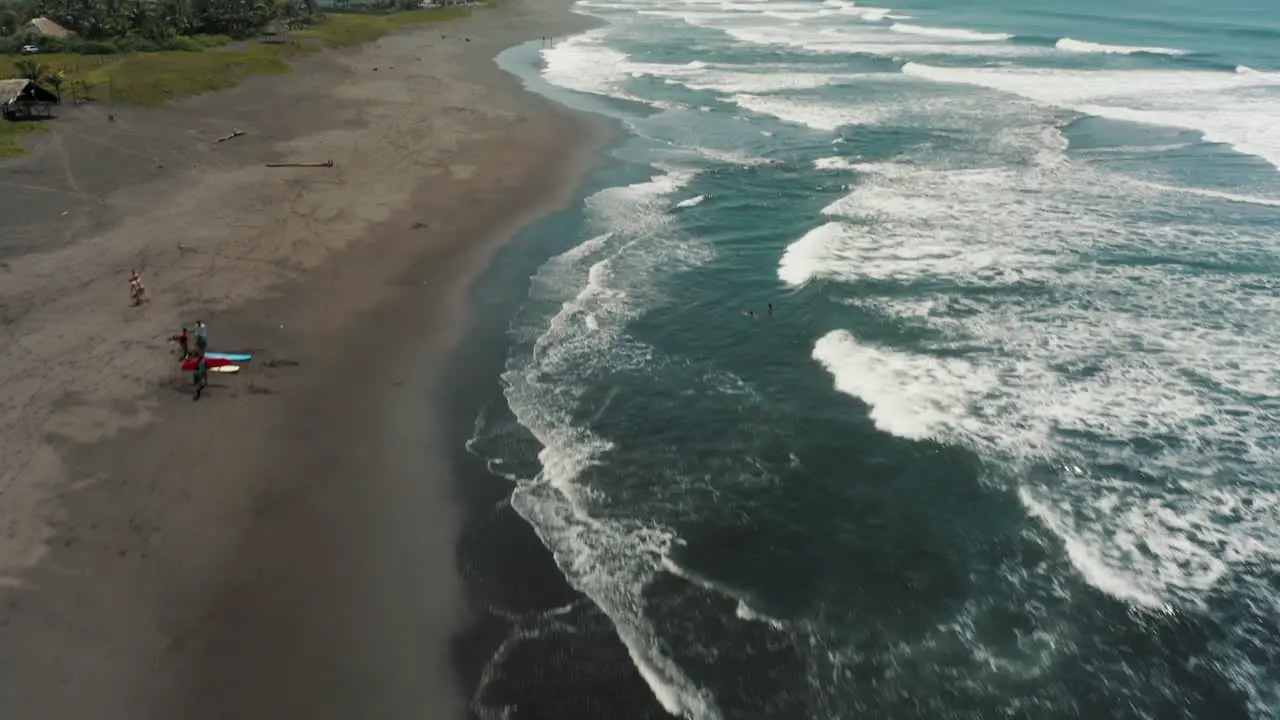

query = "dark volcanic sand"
[0,1,617,718]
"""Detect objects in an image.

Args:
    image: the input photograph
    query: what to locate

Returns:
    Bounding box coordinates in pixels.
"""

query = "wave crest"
[891,22,1012,42]
[1055,37,1188,55]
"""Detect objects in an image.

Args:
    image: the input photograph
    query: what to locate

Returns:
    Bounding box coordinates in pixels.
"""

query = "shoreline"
[441,164,677,718]
[0,1,613,717]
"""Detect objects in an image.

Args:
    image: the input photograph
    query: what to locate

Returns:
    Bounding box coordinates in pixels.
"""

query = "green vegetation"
[0,0,472,55]
[293,8,468,48]
[84,50,292,105]
[0,2,471,157]
[0,8,469,107]
[0,118,42,157]
[2,0,323,50]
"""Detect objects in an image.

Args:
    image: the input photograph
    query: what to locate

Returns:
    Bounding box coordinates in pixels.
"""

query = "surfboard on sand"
[204,352,252,362]
[182,357,233,371]
[209,365,241,374]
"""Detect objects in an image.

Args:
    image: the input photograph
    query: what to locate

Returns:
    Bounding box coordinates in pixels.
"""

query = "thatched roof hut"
[0,79,59,119]
[23,17,73,38]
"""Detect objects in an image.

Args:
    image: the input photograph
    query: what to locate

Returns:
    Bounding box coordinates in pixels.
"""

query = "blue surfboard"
[204,352,253,362]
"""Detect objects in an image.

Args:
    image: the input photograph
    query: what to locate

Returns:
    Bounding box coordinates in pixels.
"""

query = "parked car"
[20,45,39,54]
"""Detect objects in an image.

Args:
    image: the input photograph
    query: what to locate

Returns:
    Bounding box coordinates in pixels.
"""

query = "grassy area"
[295,8,471,48]
[82,50,293,105]
[0,8,470,107]
[0,120,44,158]
[0,8,470,156]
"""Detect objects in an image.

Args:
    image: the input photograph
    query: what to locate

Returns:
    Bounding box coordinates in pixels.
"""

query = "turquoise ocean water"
[468,0,1280,716]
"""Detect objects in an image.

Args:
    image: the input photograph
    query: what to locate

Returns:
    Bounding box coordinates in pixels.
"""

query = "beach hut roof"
[0,79,58,106]
[0,79,31,106]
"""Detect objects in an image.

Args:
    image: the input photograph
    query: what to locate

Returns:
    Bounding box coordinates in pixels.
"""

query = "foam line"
[500,167,724,719]
[891,23,1013,42]
[1055,37,1188,55]
[901,62,1280,169]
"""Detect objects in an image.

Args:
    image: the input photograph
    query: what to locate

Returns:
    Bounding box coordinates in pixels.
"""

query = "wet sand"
[0,2,607,717]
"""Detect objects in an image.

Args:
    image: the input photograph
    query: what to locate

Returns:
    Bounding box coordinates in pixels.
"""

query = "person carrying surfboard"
[192,353,209,400]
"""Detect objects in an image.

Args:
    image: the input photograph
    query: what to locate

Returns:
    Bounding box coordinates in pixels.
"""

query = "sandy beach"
[0,2,607,717]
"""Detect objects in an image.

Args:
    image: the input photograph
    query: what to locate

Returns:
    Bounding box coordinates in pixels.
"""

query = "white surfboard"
[209,365,241,374]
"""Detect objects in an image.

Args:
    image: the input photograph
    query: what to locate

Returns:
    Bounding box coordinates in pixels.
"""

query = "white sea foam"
[696,145,777,166]
[729,94,885,130]
[663,557,788,629]
[777,222,853,285]
[532,3,1280,710]
[674,69,847,94]
[674,194,708,208]
[541,33,853,104]
[735,600,787,629]
[724,24,1040,57]
[504,168,722,720]
[540,29,635,98]
[633,0,851,27]
[902,62,1280,169]
[838,5,893,22]
[813,330,998,441]
[1017,488,1167,609]
[1125,178,1280,207]
[1055,37,1188,55]
[813,156,861,170]
[538,30,693,109]
[761,6,832,20]
[796,153,1280,613]
[890,23,1012,42]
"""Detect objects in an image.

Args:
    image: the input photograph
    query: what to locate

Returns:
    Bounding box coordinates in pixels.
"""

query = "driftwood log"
[265,160,335,168]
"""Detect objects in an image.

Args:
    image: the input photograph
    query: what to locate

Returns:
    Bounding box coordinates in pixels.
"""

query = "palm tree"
[0,9,18,36]
[47,69,65,102]
[14,57,47,83]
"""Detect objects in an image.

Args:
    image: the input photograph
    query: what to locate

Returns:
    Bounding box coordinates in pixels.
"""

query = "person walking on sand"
[194,320,208,354]
[128,270,147,306]
[174,327,190,359]
[192,353,209,400]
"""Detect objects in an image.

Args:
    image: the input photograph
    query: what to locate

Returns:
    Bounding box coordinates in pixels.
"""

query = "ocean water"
[467,0,1280,717]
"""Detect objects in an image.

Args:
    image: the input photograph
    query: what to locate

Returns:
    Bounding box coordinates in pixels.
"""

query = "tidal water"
[466,0,1280,717]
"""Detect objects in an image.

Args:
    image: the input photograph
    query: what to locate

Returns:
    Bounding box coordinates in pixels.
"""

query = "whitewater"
[468,0,1280,718]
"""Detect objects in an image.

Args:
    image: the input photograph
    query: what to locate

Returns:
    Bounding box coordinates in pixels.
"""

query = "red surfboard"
[182,356,233,371]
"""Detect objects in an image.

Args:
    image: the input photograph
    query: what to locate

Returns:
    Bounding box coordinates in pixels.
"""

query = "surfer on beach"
[173,327,190,359]
[192,353,209,400]
[194,320,208,354]
[128,270,146,306]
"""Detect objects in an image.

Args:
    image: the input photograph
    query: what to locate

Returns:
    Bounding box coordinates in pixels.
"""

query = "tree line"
[0,0,322,50]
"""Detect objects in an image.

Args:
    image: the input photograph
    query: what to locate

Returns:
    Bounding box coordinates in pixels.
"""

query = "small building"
[0,79,58,120]
[22,17,73,39]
